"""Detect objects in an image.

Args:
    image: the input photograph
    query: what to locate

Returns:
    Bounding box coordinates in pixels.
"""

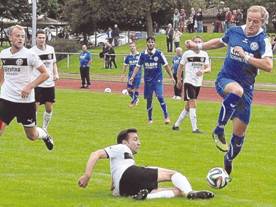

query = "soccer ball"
[122,89,129,95]
[206,167,230,189]
[104,88,112,93]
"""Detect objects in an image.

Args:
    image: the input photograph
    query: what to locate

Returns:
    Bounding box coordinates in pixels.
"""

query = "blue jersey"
[80,51,91,67]
[219,25,272,89]
[172,55,182,74]
[137,48,168,82]
[124,53,141,78]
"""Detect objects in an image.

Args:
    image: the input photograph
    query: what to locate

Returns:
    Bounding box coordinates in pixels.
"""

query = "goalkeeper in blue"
[185,5,273,176]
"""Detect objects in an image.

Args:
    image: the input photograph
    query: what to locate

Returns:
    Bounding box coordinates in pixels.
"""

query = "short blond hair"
[247,5,269,25]
[9,25,25,36]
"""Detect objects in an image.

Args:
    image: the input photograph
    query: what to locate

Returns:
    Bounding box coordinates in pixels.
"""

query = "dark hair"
[146,36,155,42]
[192,35,203,41]
[36,30,45,36]
[117,128,137,144]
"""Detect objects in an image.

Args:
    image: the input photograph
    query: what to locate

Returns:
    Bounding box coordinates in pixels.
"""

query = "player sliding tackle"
[78,128,214,200]
[185,5,273,176]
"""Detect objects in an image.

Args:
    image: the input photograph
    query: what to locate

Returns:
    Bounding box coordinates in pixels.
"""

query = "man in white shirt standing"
[31,30,59,131]
[78,128,214,200]
[172,36,211,133]
[0,25,54,150]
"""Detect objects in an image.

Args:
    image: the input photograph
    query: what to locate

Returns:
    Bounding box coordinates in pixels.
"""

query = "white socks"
[174,109,189,127]
[36,127,48,139]
[189,108,198,131]
[171,172,192,194]
[147,190,175,199]
[43,111,52,130]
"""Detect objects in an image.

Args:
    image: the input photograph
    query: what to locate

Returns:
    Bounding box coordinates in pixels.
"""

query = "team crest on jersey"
[48,54,52,59]
[154,56,159,61]
[200,57,205,62]
[250,42,259,51]
[16,58,23,66]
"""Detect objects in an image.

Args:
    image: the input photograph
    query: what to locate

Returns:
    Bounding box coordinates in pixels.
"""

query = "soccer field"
[0,89,275,207]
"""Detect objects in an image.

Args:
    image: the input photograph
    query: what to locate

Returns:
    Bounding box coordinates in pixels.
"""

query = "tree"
[0,0,31,21]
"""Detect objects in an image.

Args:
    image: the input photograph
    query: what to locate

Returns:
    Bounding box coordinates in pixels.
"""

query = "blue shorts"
[127,75,141,89]
[144,80,163,99]
[215,76,253,125]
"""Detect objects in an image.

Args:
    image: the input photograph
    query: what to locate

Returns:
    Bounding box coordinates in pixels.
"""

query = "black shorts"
[0,99,36,126]
[35,87,55,104]
[183,83,201,101]
[119,165,158,196]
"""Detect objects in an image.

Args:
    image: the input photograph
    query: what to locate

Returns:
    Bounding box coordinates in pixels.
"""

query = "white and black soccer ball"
[104,88,112,93]
[206,167,230,189]
[121,89,129,95]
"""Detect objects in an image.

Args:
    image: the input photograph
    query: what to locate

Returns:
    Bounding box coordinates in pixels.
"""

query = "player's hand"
[54,74,59,81]
[128,77,134,84]
[171,78,176,85]
[185,40,197,49]
[120,75,125,82]
[177,80,182,89]
[233,46,246,58]
[21,85,32,98]
[196,70,203,76]
[78,174,90,188]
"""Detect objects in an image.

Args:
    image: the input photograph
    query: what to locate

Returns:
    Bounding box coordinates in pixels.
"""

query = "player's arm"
[21,64,49,98]
[53,62,59,81]
[78,149,108,188]
[129,65,140,84]
[0,66,3,85]
[186,38,225,50]
[176,63,184,88]
[164,64,175,84]
[234,46,273,72]
[121,64,128,81]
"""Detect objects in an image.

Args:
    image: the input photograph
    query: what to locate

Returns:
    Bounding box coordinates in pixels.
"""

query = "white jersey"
[104,144,135,196]
[30,45,56,88]
[180,50,209,87]
[0,47,43,103]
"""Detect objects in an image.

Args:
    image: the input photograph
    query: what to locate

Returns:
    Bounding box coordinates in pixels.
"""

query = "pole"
[31,0,37,47]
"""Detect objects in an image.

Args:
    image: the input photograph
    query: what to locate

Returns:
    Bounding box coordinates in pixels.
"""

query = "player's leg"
[156,167,214,199]
[43,102,53,130]
[188,99,202,133]
[213,79,243,152]
[224,118,247,175]
[86,67,91,87]
[155,83,170,124]
[80,67,86,88]
[0,119,7,136]
[131,77,141,105]
[172,102,189,130]
[0,99,15,136]
[144,83,154,123]
[18,102,54,150]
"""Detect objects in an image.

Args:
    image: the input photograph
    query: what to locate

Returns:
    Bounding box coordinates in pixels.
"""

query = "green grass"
[57,33,276,84]
[0,89,275,207]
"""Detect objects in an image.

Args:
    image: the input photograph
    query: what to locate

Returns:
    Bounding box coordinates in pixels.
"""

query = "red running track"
[56,79,276,106]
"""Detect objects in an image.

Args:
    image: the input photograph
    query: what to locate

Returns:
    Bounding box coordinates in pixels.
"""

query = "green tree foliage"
[0,0,31,21]
[38,0,59,19]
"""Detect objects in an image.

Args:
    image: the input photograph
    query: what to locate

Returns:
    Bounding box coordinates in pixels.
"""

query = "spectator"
[195,8,203,33]
[272,14,276,31]
[108,44,117,69]
[236,9,244,26]
[102,42,110,69]
[106,27,113,45]
[224,7,232,32]
[215,8,225,32]
[173,9,180,30]
[172,47,183,100]
[173,28,182,49]
[79,45,92,88]
[179,8,186,32]
[112,24,120,46]
[166,23,174,52]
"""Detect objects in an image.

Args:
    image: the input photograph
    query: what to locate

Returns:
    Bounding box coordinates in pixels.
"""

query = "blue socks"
[157,97,168,119]
[224,134,244,175]
[131,91,139,104]
[215,93,241,133]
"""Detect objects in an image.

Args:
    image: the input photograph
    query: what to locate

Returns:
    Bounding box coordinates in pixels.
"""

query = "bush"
[50,38,81,61]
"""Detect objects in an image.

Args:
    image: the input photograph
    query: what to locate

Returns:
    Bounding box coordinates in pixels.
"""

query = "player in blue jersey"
[121,42,141,107]
[129,37,175,124]
[185,5,273,175]
[172,47,183,100]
